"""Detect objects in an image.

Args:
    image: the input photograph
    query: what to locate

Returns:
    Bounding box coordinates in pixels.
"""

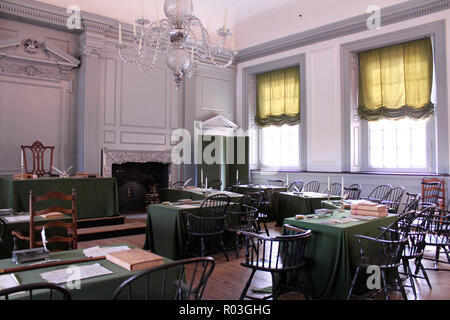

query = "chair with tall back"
[347,211,415,300]
[362,184,392,203]
[421,178,445,209]
[11,189,77,251]
[381,186,406,214]
[302,181,320,193]
[225,195,259,258]
[324,183,342,197]
[422,210,450,270]
[112,257,215,300]
[21,140,55,177]
[245,191,269,237]
[287,180,303,193]
[0,283,71,300]
[401,193,422,214]
[184,194,231,261]
[239,224,312,300]
[344,184,362,200]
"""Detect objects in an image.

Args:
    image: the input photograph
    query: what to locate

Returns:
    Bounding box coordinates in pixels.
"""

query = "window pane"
[260,124,300,170]
[368,118,428,170]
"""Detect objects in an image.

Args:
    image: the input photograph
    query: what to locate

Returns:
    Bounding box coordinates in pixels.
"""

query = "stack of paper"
[83,246,131,258]
[0,274,19,291]
[40,264,113,284]
[350,200,388,217]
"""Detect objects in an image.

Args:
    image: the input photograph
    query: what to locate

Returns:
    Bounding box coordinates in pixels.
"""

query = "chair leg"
[418,261,432,289]
[239,269,256,300]
[347,266,360,300]
[200,237,205,258]
[184,234,191,257]
[271,272,279,300]
[394,270,408,300]
[219,235,229,261]
[434,246,440,268]
[380,270,389,300]
[235,234,240,259]
[262,221,270,237]
[405,260,417,300]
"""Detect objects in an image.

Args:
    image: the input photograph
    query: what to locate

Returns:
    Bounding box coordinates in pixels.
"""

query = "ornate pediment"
[200,115,239,136]
[0,37,80,81]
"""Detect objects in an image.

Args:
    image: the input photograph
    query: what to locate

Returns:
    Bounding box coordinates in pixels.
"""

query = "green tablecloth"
[283,211,397,300]
[144,202,239,260]
[0,214,72,259]
[276,192,340,226]
[161,188,243,202]
[0,177,119,220]
[0,245,174,300]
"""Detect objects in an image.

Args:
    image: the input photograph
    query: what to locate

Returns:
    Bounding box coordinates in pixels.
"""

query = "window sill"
[251,170,449,177]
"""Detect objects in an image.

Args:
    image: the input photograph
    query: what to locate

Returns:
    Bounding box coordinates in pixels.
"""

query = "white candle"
[286,174,289,185]
[200,169,203,187]
[328,177,330,193]
[236,169,239,182]
[341,176,344,198]
[205,177,208,189]
[169,173,172,186]
[118,23,122,45]
[139,38,142,50]
[20,151,24,168]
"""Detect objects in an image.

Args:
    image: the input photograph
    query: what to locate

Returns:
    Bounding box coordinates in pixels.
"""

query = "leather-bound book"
[106,249,164,271]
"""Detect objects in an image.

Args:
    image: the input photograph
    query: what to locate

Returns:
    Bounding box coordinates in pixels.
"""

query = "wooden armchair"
[21,140,55,177]
[12,189,77,251]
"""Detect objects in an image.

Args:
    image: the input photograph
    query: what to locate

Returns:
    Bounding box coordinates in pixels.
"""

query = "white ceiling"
[35,0,409,50]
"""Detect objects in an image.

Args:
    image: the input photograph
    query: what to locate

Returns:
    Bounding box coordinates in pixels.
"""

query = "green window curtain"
[358,37,434,121]
[256,66,300,127]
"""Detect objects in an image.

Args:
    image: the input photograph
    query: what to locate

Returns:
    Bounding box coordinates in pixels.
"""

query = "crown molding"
[235,0,450,63]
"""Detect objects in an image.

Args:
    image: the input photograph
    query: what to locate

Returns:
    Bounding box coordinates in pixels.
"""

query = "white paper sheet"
[0,274,20,291]
[173,204,201,209]
[40,263,113,284]
[3,215,29,223]
[83,246,130,258]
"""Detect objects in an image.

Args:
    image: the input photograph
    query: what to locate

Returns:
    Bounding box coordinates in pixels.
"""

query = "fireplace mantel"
[102,149,178,185]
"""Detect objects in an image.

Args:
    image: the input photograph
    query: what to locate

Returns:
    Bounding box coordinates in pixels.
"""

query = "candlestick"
[118,23,122,45]
[20,151,24,174]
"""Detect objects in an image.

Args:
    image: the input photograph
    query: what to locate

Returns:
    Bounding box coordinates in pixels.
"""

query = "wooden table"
[0,177,119,220]
[0,245,174,300]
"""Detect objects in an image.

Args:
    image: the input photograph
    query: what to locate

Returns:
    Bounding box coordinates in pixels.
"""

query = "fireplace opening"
[112,162,170,214]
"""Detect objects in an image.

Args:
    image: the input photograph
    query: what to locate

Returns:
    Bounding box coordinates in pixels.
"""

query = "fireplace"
[112,162,169,214]
[102,149,178,214]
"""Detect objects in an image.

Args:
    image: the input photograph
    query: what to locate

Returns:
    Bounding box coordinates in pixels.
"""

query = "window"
[253,66,301,171]
[367,118,432,171]
[357,37,436,173]
[259,124,300,170]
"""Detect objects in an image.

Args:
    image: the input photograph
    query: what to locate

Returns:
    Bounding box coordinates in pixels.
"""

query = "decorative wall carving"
[103,149,179,185]
[0,38,80,81]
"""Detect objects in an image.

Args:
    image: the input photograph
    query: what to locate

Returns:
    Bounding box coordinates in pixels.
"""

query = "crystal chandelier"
[118,0,237,89]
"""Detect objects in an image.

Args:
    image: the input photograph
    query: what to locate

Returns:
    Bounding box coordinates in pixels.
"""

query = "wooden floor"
[78,219,450,300]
